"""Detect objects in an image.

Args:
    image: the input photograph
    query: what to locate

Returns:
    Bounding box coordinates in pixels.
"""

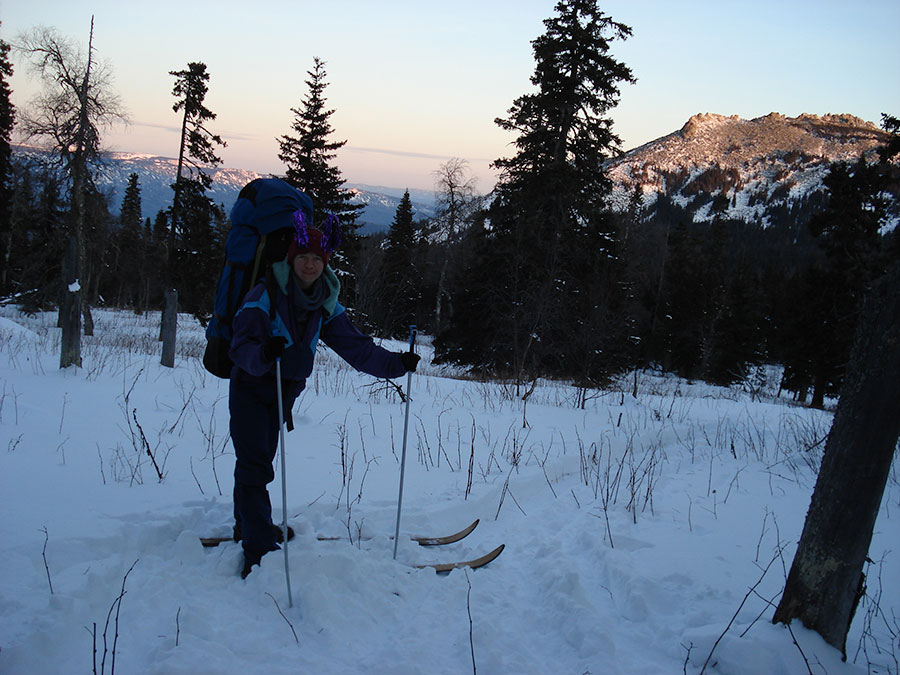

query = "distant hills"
[12,112,896,236]
[10,146,437,234]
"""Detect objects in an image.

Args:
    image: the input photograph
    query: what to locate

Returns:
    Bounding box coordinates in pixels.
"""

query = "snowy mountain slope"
[344,185,436,234]
[12,111,894,235]
[605,112,895,228]
[10,146,435,233]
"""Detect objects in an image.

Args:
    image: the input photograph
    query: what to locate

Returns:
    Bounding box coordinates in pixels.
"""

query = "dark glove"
[401,351,420,372]
[263,336,288,362]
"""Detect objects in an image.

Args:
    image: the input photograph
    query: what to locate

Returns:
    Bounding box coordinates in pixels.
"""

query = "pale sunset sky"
[3,0,898,192]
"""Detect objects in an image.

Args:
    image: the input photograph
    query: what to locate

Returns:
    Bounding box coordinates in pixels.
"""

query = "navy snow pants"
[229,376,292,566]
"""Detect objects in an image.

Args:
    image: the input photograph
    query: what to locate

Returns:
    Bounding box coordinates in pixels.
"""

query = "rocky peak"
[620,112,889,171]
[606,112,894,229]
[679,112,742,138]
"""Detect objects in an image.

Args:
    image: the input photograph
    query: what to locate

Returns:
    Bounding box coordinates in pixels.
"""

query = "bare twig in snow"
[700,552,779,674]
[465,569,477,674]
[41,526,54,594]
[266,592,300,645]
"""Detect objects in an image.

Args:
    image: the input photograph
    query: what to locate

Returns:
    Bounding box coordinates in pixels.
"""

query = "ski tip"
[413,519,480,546]
[419,543,505,573]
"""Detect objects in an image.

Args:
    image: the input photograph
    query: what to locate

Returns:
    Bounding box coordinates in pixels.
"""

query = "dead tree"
[15,20,124,367]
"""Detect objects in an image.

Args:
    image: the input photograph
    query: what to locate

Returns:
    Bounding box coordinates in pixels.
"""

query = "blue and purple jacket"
[229,263,406,400]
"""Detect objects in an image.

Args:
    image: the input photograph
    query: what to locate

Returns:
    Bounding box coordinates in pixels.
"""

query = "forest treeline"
[0,8,897,408]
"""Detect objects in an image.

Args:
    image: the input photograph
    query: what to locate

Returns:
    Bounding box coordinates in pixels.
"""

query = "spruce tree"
[380,190,419,337]
[654,221,704,376]
[14,167,65,313]
[702,264,765,385]
[168,62,225,249]
[437,0,634,381]
[0,29,15,295]
[175,180,224,319]
[278,58,363,295]
[165,62,226,361]
[81,186,114,335]
[141,211,169,310]
[802,153,893,407]
[113,173,143,307]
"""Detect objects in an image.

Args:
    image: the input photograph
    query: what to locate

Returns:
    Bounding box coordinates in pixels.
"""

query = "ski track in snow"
[0,309,895,674]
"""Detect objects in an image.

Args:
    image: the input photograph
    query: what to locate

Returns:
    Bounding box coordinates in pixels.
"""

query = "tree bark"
[773,262,900,656]
[160,288,177,368]
[59,235,82,368]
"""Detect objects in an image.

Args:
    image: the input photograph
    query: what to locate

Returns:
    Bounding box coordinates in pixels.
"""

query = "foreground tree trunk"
[59,234,82,368]
[773,262,900,656]
[160,288,178,368]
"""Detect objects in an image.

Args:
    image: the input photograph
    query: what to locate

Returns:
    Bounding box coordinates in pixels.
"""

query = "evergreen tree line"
[2,160,229,318]
[0,6,897,407]
[355,133,897,412]
[0,23,361,352]
[355,2,899,410]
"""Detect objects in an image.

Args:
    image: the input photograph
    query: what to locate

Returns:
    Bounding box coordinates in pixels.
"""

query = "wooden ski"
[412,519,480,546]
[201,532,505,573]
[417,544,505,573]
[201,519,481,548]
[315,519,481,546]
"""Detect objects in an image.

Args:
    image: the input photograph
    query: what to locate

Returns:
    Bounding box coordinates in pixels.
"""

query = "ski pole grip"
[408,325,417,352]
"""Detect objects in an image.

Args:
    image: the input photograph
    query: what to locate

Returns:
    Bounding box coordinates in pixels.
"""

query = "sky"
[3,0,899,192]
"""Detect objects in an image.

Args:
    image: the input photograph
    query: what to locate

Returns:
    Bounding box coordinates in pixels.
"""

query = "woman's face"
[292,252,325,289]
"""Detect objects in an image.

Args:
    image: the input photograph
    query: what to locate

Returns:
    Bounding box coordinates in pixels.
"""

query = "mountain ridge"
[12,111,895,234]
[10,145,437,233]
[605,112,896,230]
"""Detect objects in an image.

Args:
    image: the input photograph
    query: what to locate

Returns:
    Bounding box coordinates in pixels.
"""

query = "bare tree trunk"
[2,231,11,291]
[81,263,95,336]
[167,105,189,263]
[810,371,827,410]
[83,304,94,336]
[435,253,448,333]
[773,262,900,657]
[61,156,87,366]
[60,19,95,367]
[59,234,82,368]
[159,99,191,362]
[160,288,178,368]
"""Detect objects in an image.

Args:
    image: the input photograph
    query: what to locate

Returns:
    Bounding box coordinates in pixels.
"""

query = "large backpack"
[202,177,314,378]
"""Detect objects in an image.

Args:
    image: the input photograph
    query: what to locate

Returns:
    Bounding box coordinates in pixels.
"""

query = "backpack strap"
[250,233,268,291]
[264,266,279,323]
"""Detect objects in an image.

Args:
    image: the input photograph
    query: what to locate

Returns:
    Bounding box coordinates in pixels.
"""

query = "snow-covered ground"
[0,307,897,674]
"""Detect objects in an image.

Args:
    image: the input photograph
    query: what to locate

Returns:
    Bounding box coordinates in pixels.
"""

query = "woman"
[228,212,419,578]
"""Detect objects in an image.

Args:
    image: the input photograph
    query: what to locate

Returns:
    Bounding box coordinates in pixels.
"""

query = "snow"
[1,307,897,674]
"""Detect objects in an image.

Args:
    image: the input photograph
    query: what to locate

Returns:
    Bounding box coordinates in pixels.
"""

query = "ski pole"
[393,325,417,560]
[275,358,293,607]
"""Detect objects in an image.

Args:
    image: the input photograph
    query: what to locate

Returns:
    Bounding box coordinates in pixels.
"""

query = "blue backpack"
[202,177,314,378]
